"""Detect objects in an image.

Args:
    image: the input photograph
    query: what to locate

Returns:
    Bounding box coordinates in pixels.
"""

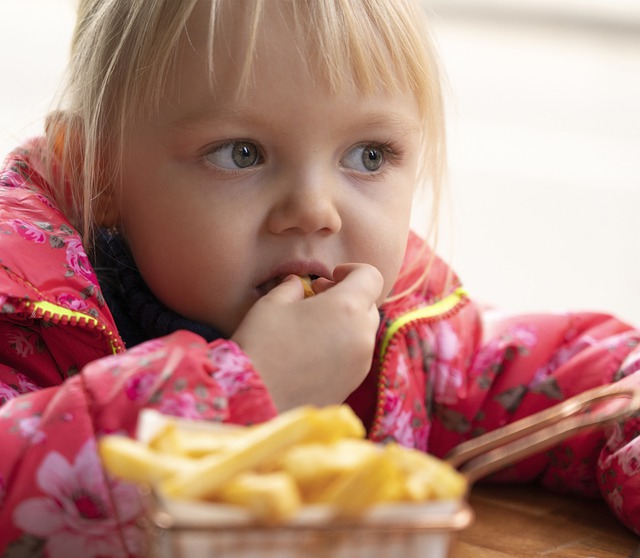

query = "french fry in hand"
[298,275,315,298]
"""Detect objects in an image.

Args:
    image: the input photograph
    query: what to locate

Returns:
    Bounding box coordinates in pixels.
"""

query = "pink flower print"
[0,380,19,403]
[214,368,255,398]
[379,390,416,448]
[209,342,251,372]
[531,335,595,388]
[35,192,56,209]
[125,371,158,402]
[10,218,46,243]
[209,343,254,397]
[510,324,539,347]
[13,439,143,558]
[158,392,201,419]
[470,323,538,380]
[604,423,625,454]
[434,362,463,406]
[16,371,39,393]
[621,351,640,377]
[435,321,460,362]
[469,339,503,379]
[16,415,46,444]
[0,167,24,188]
[0,373,40,402]
[433,322,463,405]
[617,442,640,477]
[57,293,90,312]
[66,237,98,284]
[90,341,166,378]
[394,350,411,383]
[7,330,35,358]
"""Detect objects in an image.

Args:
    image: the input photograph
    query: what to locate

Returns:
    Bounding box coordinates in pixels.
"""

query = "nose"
[266,170,342,236]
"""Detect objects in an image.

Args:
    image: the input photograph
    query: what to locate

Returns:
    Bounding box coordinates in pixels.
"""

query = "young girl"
[0,0,638,555]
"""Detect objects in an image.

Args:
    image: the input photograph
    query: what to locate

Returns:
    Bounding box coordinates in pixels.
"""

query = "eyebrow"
[167,107,248,132]
[341,113,422,136]
[168,107,422,138]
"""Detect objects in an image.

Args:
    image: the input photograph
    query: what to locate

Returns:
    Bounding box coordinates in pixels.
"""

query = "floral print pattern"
[11,440,143,558]
[208,342,256,397]
[9,219,47,244]
[65,237,98,285]
[13,415,46,445]
[0,373,39,404]
[7,331,37,359]
[432,321,464,405]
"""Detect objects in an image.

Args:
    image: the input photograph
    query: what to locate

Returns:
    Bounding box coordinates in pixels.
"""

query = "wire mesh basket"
[142,487,473,558]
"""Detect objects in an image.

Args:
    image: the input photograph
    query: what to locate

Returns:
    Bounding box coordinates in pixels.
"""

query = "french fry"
[298,275,315,298]
[386,444,467,501]
[99,404,468,525]
[218,471,302,523]
[308,405,366,442]
[160,406,320,499]
[320,447,404,518]
[150,422,241,457]
[279,439,378,502]
[98,434,195,484]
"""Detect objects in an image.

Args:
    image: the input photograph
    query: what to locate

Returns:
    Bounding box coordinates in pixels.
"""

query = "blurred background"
[1,0,639,325]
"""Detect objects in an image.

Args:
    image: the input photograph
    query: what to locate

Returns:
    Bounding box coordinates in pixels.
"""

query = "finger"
[262,275,305,303]
[331,263,384,302]
[311,277,335,295]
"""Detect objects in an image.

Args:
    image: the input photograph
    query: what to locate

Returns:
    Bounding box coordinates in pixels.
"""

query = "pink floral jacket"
[1,142,639,557]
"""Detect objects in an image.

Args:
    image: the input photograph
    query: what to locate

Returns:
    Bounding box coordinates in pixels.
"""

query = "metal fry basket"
[140,383,640,558]
[142,488,473,558]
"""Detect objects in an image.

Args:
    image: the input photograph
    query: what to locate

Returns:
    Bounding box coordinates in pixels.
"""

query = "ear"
[46,112,120,229]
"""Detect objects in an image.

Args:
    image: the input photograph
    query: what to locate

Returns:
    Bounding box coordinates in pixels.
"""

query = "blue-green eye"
[342,144,385,172]
[206,141,262,169]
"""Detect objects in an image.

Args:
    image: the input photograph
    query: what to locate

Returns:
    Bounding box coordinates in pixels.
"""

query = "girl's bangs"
[291,1,437,114]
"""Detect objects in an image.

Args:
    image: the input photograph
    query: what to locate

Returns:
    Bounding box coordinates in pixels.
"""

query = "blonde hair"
[47,0,446,290]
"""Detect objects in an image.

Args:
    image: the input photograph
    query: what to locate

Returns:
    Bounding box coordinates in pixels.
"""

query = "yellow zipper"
[26,299,122,355]
[370,286,469,441]
[379,287,469,362]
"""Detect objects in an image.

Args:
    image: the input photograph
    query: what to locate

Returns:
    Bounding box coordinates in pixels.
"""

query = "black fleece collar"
[92,229,224,348]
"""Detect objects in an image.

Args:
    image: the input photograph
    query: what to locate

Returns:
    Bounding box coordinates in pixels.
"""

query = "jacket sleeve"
[0,330,277,557]
[425,303,640,534]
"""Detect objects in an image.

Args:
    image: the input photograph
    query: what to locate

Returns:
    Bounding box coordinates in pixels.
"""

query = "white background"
[1,0,639,325]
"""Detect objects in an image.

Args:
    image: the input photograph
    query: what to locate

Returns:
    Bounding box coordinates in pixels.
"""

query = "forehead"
[159,8,414,130]
[174,0,424,105]
[181,1,311,97]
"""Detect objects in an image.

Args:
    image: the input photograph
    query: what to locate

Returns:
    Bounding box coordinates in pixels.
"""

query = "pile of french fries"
[99,405,467,524]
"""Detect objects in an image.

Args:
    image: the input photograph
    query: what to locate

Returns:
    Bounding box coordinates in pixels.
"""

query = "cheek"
[365,220,412,304]
[376,195,414,294]
[378,241,409,304]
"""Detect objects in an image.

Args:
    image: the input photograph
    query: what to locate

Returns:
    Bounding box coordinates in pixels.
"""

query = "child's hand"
[231,263,383,412]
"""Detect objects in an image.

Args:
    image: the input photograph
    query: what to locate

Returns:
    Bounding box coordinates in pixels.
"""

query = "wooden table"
[451,484,639,558]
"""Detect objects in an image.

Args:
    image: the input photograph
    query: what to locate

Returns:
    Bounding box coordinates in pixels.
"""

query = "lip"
[255,261,332,296]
